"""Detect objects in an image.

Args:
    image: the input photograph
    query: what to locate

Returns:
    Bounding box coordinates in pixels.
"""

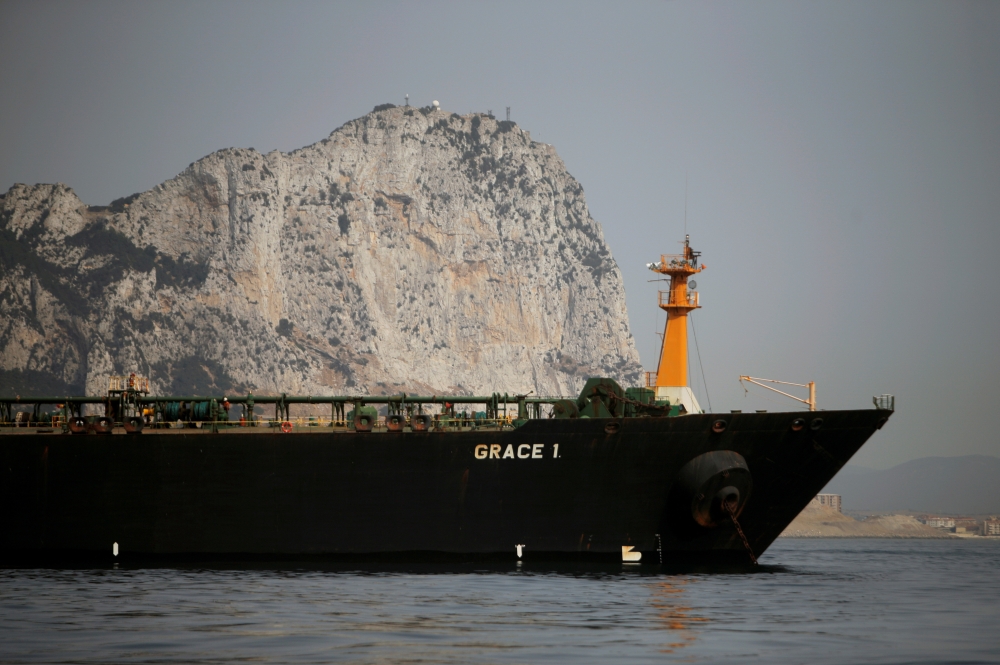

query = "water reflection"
[2,541,997,664]
[648,578,708,654]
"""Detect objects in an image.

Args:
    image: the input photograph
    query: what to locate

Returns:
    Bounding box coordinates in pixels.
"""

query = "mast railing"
[648,254,700,272]
[658,290,699,307]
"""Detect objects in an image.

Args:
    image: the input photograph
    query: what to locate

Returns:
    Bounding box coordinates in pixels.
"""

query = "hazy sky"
[2,1,998,468]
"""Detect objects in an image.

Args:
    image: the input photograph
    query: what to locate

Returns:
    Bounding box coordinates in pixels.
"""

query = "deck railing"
[108,375,150,393]
[0,416,522,432]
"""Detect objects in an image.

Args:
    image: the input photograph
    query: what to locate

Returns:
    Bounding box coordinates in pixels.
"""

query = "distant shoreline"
[780,501,960,539]
[779,534,969,539]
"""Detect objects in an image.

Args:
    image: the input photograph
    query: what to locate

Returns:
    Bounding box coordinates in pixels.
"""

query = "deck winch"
[551,378,679,419]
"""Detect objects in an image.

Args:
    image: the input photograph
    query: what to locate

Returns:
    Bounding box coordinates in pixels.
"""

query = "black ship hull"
[1,409,889,563]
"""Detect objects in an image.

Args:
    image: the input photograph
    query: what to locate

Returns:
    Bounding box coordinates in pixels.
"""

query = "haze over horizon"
[2,1,998,469]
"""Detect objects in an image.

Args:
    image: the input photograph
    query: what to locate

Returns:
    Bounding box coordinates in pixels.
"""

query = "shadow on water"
[2,556,788,577]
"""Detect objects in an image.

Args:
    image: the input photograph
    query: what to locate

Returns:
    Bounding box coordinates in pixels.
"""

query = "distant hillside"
[823,455,1000,514]
[780,501,949,538]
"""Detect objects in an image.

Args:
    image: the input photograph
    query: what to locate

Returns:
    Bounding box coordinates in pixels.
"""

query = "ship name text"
[474,443,560,460]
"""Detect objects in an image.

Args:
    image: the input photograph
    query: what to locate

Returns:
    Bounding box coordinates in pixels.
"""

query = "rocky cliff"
[0,104,643,399]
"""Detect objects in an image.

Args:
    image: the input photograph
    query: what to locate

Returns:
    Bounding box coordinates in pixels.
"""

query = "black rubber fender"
[672,450,753,528]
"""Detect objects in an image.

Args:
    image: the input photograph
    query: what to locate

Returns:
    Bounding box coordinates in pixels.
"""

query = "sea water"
[2,539,998,664]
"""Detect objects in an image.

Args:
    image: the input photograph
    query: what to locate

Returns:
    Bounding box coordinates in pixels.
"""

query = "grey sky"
[2,1,998,468]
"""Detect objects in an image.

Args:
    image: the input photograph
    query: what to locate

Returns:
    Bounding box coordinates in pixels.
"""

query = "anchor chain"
[724,502,757,565]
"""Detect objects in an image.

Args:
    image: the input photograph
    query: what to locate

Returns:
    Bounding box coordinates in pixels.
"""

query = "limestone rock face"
[0,105,643,399]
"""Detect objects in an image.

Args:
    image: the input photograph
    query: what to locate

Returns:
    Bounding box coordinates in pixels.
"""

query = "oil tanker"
[0,238,893,564]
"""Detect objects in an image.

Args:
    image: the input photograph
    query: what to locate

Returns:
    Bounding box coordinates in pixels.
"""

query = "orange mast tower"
[647,234,704,413]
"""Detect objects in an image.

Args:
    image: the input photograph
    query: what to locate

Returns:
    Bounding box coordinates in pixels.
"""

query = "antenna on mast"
[684,170,688,236]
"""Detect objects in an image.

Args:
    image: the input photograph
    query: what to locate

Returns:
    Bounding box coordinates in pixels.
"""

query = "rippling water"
[2,539,998,664]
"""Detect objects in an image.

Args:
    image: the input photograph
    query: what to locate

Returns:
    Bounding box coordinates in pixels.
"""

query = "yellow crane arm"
[739,376,816,411]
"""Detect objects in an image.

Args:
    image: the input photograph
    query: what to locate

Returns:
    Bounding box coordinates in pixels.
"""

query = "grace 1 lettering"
[473,443,560,460]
